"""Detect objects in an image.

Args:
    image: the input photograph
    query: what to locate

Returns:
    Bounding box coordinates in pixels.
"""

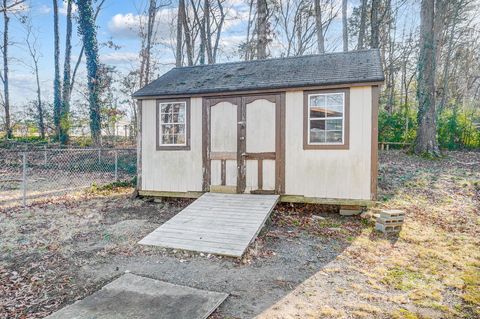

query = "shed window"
[159,102,187,145]
[308,93,344,144]
[303,89,349,150]
[156,99,190,150]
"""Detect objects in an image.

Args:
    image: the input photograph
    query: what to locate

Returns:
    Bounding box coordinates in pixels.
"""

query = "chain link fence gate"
[0,148,137,208]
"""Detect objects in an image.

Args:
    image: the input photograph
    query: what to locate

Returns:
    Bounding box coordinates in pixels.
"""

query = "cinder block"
[376,217,404,225]
[380,209,405,219]
[375,222,402,233]
[340,209,362,216]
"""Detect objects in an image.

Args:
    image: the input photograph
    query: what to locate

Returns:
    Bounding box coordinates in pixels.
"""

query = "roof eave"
[132,79,385,100]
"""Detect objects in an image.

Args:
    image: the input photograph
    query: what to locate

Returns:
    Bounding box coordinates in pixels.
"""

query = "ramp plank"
[139,193,279,257]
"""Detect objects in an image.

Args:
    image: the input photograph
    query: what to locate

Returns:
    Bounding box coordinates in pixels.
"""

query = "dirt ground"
[1,151,479,319]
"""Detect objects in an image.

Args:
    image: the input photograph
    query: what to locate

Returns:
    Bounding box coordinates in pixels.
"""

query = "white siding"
[141,98,203,192]
[284,87,372,200]
[141,87,373,200]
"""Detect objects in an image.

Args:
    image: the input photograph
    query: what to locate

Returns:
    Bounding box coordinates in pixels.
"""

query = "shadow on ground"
[76,200,361,319]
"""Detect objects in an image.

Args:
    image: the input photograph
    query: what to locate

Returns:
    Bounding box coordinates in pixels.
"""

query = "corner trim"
[371,85,380,200]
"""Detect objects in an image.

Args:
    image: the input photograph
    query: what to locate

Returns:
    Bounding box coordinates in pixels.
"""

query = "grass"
[353,151,480,318]
[267,151,479,318]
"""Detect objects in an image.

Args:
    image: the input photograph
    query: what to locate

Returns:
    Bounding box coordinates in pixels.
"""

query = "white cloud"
[100,52,139,64]
[108,9,176,44]
[38,4,51,14]
[108,13,143,38]
[59,0,78,16]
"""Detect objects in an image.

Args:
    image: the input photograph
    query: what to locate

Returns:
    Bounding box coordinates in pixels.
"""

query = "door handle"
[237,121,245,126]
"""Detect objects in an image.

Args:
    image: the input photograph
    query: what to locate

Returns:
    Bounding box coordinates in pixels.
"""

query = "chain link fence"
[0,148,137,207]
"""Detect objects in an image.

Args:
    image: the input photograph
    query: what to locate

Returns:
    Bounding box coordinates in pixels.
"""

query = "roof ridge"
[173,49,380,70]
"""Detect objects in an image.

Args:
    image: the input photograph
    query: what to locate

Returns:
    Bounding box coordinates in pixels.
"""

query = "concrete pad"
[46,273,228,319]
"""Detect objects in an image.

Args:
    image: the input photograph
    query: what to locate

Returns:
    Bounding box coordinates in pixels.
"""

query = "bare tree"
[24,19,45,139]
[257,0,268,59]
[370,0,380,48]
[241,0,256,60]
[358,0,367,49]
[176,0,185,66]
[182,0,194,65]
[144,0,157,85]
[209,0,226,63]
[314,0,325,53]
[70,0,106,94]
[53,0,62,139]
[414,0,440,156]
[1,0,25,138]
[274,0,338,57]
[342,0,348,51]
[75,0,102,145]
[60,0,73,144]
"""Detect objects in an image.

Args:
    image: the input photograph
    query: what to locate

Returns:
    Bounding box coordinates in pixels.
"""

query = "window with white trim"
[159,101,187,146]
[308,92,345,144]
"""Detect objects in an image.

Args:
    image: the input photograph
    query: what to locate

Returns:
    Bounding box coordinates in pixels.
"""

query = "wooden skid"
[139,193,279,257]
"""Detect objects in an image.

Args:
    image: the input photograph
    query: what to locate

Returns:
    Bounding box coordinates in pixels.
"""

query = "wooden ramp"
[139,193,279,257]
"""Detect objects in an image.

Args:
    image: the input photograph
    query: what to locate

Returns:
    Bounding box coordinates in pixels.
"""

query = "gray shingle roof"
[133,49,384,98]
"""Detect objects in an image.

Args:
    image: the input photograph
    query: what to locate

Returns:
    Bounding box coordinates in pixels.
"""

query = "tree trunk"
[204,0,213,64]
[314,0,324,54]
[53,0,62,140]
[60,0,73,144]
[34,60,45,139]
[25,20,45,139]
[370,0,380,48]
[144,0,157,85]
[175,0,184,67]
[414,0,440,156]
[2,0,11,138]
[342,0,348,51]
[182,2,193,66]
[194,0,206,65]
[256,0,268,59]
[212,0,225,63]
[358,0,367,49]
[76,0,102,145]
[438,3,459,113]
[70,0,106,93]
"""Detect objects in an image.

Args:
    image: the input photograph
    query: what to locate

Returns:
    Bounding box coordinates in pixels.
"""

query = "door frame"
[202,92,285,194]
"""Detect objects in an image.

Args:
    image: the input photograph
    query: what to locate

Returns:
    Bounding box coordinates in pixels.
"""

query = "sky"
[2,0,374,118]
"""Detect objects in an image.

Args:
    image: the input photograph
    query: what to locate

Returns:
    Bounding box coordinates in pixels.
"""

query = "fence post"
[22,152,27,207]
[114,151,118,182]
[44,145,47,166]
[98,149,101,164]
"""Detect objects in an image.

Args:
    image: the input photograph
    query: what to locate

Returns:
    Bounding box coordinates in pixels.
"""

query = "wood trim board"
[371,85,380,200]
[135,81,384,100]
[136,100,143,191]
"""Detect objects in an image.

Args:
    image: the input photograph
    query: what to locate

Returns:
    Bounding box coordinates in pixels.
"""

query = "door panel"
[204,94,284,194]
[246,100,276,153]
[211,102,237,153]
[245,98,277,193]
[262,160,276,190]
[209,100,238,192]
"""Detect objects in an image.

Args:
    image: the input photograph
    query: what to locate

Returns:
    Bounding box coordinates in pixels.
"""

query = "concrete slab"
[46,273,228,319]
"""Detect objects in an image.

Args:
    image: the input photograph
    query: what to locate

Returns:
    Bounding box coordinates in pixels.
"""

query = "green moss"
[382,266,429,291]
[391,309,420,319]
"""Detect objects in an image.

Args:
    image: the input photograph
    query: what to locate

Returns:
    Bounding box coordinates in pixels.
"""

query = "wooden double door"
[203,94,285,194]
